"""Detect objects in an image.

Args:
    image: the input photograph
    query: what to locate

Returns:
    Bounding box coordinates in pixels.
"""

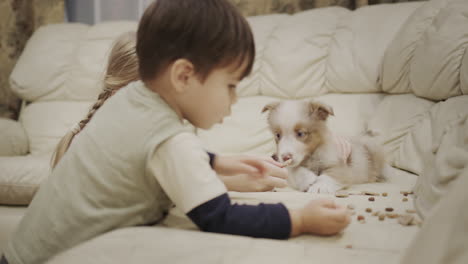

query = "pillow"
[0,118,29,156]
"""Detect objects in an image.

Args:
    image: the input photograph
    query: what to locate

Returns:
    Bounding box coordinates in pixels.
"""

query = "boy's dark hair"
[136,0,255,82]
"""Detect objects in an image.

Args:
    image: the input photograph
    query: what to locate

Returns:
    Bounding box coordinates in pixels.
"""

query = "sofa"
[1,0,467,263]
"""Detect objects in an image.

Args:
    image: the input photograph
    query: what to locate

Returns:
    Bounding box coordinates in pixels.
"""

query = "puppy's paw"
[307,176,341,194]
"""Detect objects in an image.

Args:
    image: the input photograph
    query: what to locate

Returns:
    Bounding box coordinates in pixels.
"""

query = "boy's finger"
[318,199,337,208]
[263,162,288,179]
[243,159,271,176]
[266,176,288,188]
[263,157,283,168]
[235,163,263,177]
[326,207,350,223]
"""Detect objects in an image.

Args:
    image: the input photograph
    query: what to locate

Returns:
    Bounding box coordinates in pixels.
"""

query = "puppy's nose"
[281,153,293,162]
[271,154,279,161]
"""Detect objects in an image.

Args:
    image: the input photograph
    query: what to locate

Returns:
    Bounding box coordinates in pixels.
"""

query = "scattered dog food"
[398,214,415,226]
[281,159,293,167]
[347,204,355,210]
[357,215,365,221]
[365,208,372,213]
[372,211,379,217]
[382,192,388,197]
[386,213,399,219]
[346,245,353,249]
[362,191,380,196]
[400,191,414,196]
[368,197,375,202]
[335,191,349,198]
[406,209,416,214]
[402,198,408,202]
[385,207,394,212]
[379,214,385,221]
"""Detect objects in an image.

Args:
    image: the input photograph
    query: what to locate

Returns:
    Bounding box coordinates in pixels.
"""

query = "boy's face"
[179,62,245,129]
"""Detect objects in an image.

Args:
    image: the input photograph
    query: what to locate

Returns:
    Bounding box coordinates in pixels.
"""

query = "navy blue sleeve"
[207,152,216,169]
[187,193,291,239]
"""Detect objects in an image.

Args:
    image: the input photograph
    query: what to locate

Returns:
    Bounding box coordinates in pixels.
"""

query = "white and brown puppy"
[262,100,386,194]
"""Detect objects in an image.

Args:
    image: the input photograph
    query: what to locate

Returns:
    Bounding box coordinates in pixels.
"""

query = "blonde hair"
[51,31,139,168]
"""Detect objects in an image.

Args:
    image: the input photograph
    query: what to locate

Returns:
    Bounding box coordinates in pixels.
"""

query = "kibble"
[368,197,375,202]
[357,215,365,221]
[365,208,372,213]
[372,211,379,217]
[346,244,353,249]
[281,159,293,167]
[378,214,385,221]
[406,209,416,214]
[382,192,388,197]
[386,213,399,219]
[347,204,355,210]
[362,191,380,196]
[402,198,408,202]
[335,191,349,198]
[398,214,415,226]
[385,207,394,212]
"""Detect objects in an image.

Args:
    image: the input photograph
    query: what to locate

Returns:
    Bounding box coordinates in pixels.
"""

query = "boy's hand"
[214,155,288,192]
[290,199,351,237]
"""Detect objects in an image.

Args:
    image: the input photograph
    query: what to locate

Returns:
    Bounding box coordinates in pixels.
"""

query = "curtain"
[0,0,64,119]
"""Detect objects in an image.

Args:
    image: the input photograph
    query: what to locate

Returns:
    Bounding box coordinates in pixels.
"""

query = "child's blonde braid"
[51,31,138,168]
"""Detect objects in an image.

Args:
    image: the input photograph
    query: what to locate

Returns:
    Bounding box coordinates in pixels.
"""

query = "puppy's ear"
[309,101,334,121]
[261,102,280,113]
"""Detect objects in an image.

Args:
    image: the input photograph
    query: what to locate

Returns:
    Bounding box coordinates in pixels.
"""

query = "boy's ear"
[261,102,280,113]
[309,101,334,121]
[171,59,195,93]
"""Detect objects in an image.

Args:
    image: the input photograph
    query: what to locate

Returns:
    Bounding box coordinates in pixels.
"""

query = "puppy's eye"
[296,131,306,138]
[275,132,281,140]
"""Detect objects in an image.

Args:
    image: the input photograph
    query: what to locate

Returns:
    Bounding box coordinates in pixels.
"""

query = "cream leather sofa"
[1,0,467,263]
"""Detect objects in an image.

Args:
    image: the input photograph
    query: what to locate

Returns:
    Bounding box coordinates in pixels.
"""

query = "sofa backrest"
[10,3,426,103]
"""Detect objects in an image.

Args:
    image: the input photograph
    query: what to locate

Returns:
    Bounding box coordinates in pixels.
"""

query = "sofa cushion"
[240,3,420,99]
[0,206,26,253]
[366,94,435,175]
[367,94,468,177]
[0,155,50,205]
[20,101,92,155]
[381,0,468,100]
[0,118,29,156]
[9,22,137,102]
[47,167,420,264]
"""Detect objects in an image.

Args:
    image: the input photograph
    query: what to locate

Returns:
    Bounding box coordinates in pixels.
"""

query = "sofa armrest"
[0,118,29,156]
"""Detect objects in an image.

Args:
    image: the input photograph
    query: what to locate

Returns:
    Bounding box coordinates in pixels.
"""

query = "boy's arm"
[187,193,292,239]
[148,133,295,239]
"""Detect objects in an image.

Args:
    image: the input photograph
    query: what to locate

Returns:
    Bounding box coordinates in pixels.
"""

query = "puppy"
[262,100,386,194]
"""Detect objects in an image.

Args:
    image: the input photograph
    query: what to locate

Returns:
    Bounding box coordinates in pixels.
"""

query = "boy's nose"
[281,153,293,162]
